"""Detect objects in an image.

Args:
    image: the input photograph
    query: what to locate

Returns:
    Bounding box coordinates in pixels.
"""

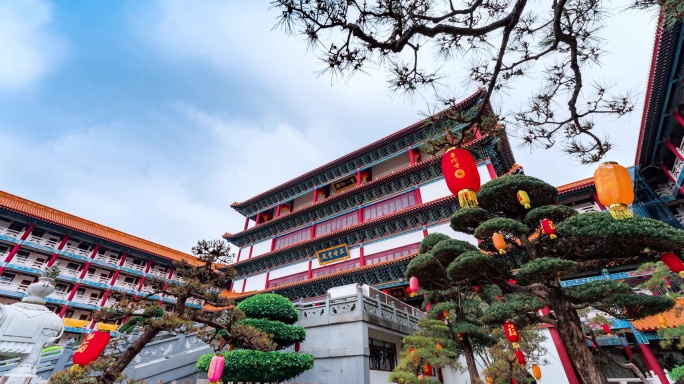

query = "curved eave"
[0,190,198,264]
[231,89,488,212]
[231,194,458,271]
[636,20,684,167]
[224,156,443,244]
[557,178,594,197]
[226,133,506,246]
[232,252,417,301]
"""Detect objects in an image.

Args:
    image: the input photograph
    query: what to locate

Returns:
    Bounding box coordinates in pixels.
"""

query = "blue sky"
[0,0,660,253]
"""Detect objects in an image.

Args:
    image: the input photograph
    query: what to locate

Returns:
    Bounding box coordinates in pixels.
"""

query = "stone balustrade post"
[375,294,382,314]
[172,333,187,355]
[391,301,397,321]
[325,292,331,315]
[54,339,77,372]
[356,285,364,311]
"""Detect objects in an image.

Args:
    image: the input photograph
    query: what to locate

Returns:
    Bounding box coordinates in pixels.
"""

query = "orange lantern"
[492,233,506,254]
[517,190,531,209]
[662,253,684,274]
[593,162,634,220]
[541,219,557,240]
[441,148,481,208]
[72,331,111,366]
[515,349,526,365]
[436,343,442,350]
[316,190,327,200]
[260,212,272,222]
[473,285,482,293]
[504,321,520,345]
[409,276,419,292]
[360,171,370,183]
[531,364,542,379]
[486,377,493,384]
[443,310,449,319]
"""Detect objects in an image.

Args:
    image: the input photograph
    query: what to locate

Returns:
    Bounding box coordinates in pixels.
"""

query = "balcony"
[83,273,112,285]
[147,268,169,279]
[0,281,30,297]
[47,290,69,302]
[61,245,92,261]
[122,262,147,273]
[72,295,102,306]
[92,252,121,267]
[114,280,139,292]
[11,257,47,271]
[24,235,60,251]
[0,227,23,242]
[675,207,684,226]
[655,181,676,198]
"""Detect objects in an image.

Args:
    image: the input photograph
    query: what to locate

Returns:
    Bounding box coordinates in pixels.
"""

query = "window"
[79,314,89,321]
[0,273,15,283]
[65,309,75,318]
[369,338,397,371]
[66,263,80,271]
[124,276,137,284]
[0,245,8,254]
[132,258,145,266]
[15,250,29,262]
[55,283,69,292]
[76,288,86,297]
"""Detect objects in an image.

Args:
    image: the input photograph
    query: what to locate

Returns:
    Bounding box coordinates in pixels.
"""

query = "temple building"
[221,18,684,384]
[0,191,204,343]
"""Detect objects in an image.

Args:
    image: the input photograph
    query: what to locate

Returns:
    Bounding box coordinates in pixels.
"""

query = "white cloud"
[0,0,64,91]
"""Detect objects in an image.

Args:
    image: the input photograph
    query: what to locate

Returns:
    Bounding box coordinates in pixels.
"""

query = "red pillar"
[310,225,316,239]
[623,345,634,360]
[243,217,249,231]
[248,245,254,259]
[241,279,247,293]
[356,170,362,186]
[357,208,363,224]
[307,260,313,279]
[660,163,684,195]
[109,270,121,286]
[236,248,242,263]
[99,291,110,307]
[264,271,270,289]
[639,343,668,383]
[422,223,428,238]
[4,224,34,263]
[415,188,423,205]
[486,161,497,180]
[359,245,365,267]
[275,204,282,218]
[137,260,153,291]
[47,235,69,267]
[229,281,235,292]
[666,139,684,161]
[409,148,416,166]
[118,253,128,267]
[541,307,579,384]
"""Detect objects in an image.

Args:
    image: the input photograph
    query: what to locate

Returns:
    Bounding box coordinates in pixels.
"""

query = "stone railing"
[0,329,211,383]
[294,285,424,329]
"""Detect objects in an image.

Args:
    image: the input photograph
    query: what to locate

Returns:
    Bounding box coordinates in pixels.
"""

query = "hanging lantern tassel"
[441,148,481,208]
[515,349,526,365]
[531,364,542,380]
[517,190,531,209]
[492,233,506,254]
[541,218,557,240]
[593,162,634,220]
[70,364,83,374]
[207,354,225,384]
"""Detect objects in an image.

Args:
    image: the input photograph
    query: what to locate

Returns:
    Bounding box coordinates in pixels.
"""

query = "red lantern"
[441,148,481,208]
[458,332,464,340]
[406,286,413,294]
[295,341,301,352]
[507,279,517,285]
[424,365,433,375]
[280,203,291,214]
[72,331,111,366]
[410,276,419,292]
[207,354,225,383]
[503,322,520,343]
[260,212,272,222]
[360,171,370,182]
[473,285,482,293]
[511,379,517,384]
[381,289,390,294]
[662,253,684,273]
[541,219,557,240]
[409,347,416,355]
[602,324,611,334]
[425,302,432,312]
[515,349,526,365]
[492,233,506,254]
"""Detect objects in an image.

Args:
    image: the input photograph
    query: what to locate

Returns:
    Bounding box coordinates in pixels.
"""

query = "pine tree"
[405,174,684,384]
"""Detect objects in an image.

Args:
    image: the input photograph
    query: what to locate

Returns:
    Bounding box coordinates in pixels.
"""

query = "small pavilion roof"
[632,298,684,331]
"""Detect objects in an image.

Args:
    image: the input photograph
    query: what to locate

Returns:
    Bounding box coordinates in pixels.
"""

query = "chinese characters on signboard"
[315,243,351,266]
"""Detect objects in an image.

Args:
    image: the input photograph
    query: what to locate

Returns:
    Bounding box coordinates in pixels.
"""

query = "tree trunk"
[462,335,483,384]
[546,286,608,384]
[97,326,162,384]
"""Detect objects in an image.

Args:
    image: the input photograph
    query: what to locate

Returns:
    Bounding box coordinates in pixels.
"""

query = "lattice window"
[363,191,417,221]
[369,338,397,371]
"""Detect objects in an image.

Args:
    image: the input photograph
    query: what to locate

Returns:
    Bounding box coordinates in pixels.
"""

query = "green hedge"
[238,318,305,349]
[197,350,313,382]
[236,293,299,324]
